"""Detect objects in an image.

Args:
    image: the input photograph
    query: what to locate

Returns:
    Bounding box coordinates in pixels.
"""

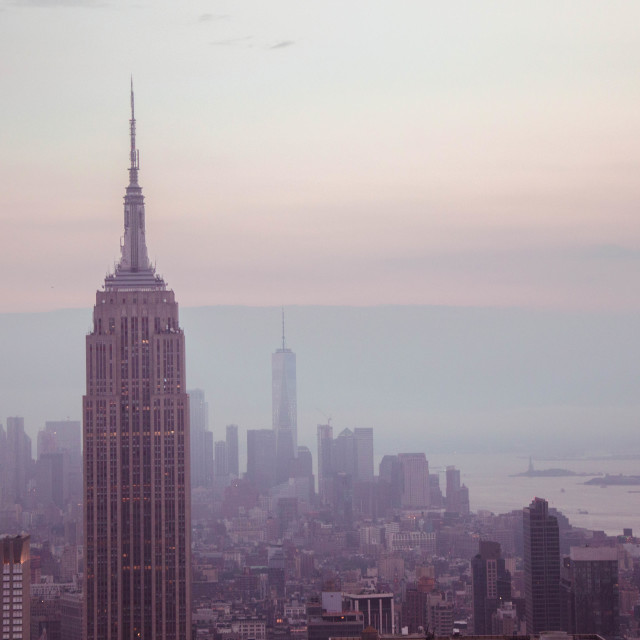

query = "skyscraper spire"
[282,306,286,350]
[104,82,163,291]
[129,77,139,186]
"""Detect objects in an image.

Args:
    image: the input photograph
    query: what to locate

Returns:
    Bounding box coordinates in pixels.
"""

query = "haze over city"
[1,4,640,449]
[3,4,640,640]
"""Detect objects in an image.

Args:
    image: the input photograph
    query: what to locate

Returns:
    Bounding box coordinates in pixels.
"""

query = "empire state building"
[83,86,191,640]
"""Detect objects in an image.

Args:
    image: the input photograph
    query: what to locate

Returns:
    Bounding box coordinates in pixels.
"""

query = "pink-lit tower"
[83,83,191,640]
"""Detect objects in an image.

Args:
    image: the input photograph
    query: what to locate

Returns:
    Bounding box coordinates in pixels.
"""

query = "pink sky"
[2,1,640,312]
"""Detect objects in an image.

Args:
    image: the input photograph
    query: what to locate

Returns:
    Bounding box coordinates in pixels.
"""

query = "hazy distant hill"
[1,305,638,458]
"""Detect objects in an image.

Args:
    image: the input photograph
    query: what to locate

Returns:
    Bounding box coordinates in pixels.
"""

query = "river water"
[427,452,640,536]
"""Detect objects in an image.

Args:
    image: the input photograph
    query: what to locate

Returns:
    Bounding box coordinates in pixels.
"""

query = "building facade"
[226,424,239,477]
[189,389,212,488]
[398,453,429,508]
[471,540,511,634]
[523,497,560,633]
[570,546,619,639]
[354,427,374,482]
[317,424,333,504]
[246,429,277,490]
[272,315,297,483]
[83,86,191,640]
[1,534,30,640]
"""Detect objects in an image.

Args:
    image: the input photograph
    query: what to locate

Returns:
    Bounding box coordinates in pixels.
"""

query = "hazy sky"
[2,1,640,312]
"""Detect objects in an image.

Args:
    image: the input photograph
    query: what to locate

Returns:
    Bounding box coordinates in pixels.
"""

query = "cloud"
[269,40,294,50]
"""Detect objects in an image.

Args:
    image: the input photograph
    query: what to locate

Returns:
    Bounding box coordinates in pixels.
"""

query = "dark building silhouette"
[36,452,67,509]
[353,427,374,481]
[523,497,561,633]
[317,424,333,504]
[569,546,619,639]
[307,611,364,640]
[398,453,429,508]
[83,86,191,640]
[378,455,402,515]
[226,424,239,477]
[471,540,511,634]
[247,429,277,490]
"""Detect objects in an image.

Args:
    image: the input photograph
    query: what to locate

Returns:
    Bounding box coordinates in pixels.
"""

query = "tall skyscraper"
[354,427,374,481]
[272,311,297,483]
[214,440,228,483]
[569,546,619,639]
[1,534,30,640]
[225,424,239,478]
[0,425,6,505]
[5,417,32,506]
[333,428,357,477]
[398,453,429,508]
[471,540,511,634]
[83,86,191,640]
[246,429,277,490]
[36,419,82,504]
[523,497,561,633]
[317,424,333,504]
[445,465,470,515]
[445,466,460,508]
[189,389,212,488]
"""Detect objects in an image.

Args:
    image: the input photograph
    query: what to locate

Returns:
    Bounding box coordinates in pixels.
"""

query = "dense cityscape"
[1,87,638,640]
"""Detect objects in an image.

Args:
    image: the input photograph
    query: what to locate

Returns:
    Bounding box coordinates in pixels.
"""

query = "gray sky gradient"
[1,306,638,457]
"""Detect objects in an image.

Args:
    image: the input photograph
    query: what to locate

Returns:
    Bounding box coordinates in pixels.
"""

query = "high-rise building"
[36,420,82,508]
[333,428,357,477]
[569,546,619,639]
[42,420,81,460]
[246,429,277,490]
[471,540,512,634]
[398,453,429,508]
[317,424,333,504]
[523,497,561,633]
[226,424,239,477]
[189,389,212,488]
[0,425,6,505]
[36,452,67,508]
[272,312,297,483]
[1,534,31,640]
[5,418,32,507]
[445,465,470,515]
[426,592,454,636]
[353,428,374,482]
[83,86,191,640]
[214,440,228,484]
[446,466,460,507]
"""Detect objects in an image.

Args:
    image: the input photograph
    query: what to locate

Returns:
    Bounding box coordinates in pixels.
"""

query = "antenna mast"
[281,307,286,350]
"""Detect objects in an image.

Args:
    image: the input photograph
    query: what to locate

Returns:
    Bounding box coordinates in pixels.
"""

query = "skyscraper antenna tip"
[281,306,285,350]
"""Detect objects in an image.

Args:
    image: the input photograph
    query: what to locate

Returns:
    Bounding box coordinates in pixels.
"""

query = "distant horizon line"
[0,302,634,316]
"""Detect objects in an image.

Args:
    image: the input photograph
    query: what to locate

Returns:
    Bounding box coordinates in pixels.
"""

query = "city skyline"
[2,2,640,313]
